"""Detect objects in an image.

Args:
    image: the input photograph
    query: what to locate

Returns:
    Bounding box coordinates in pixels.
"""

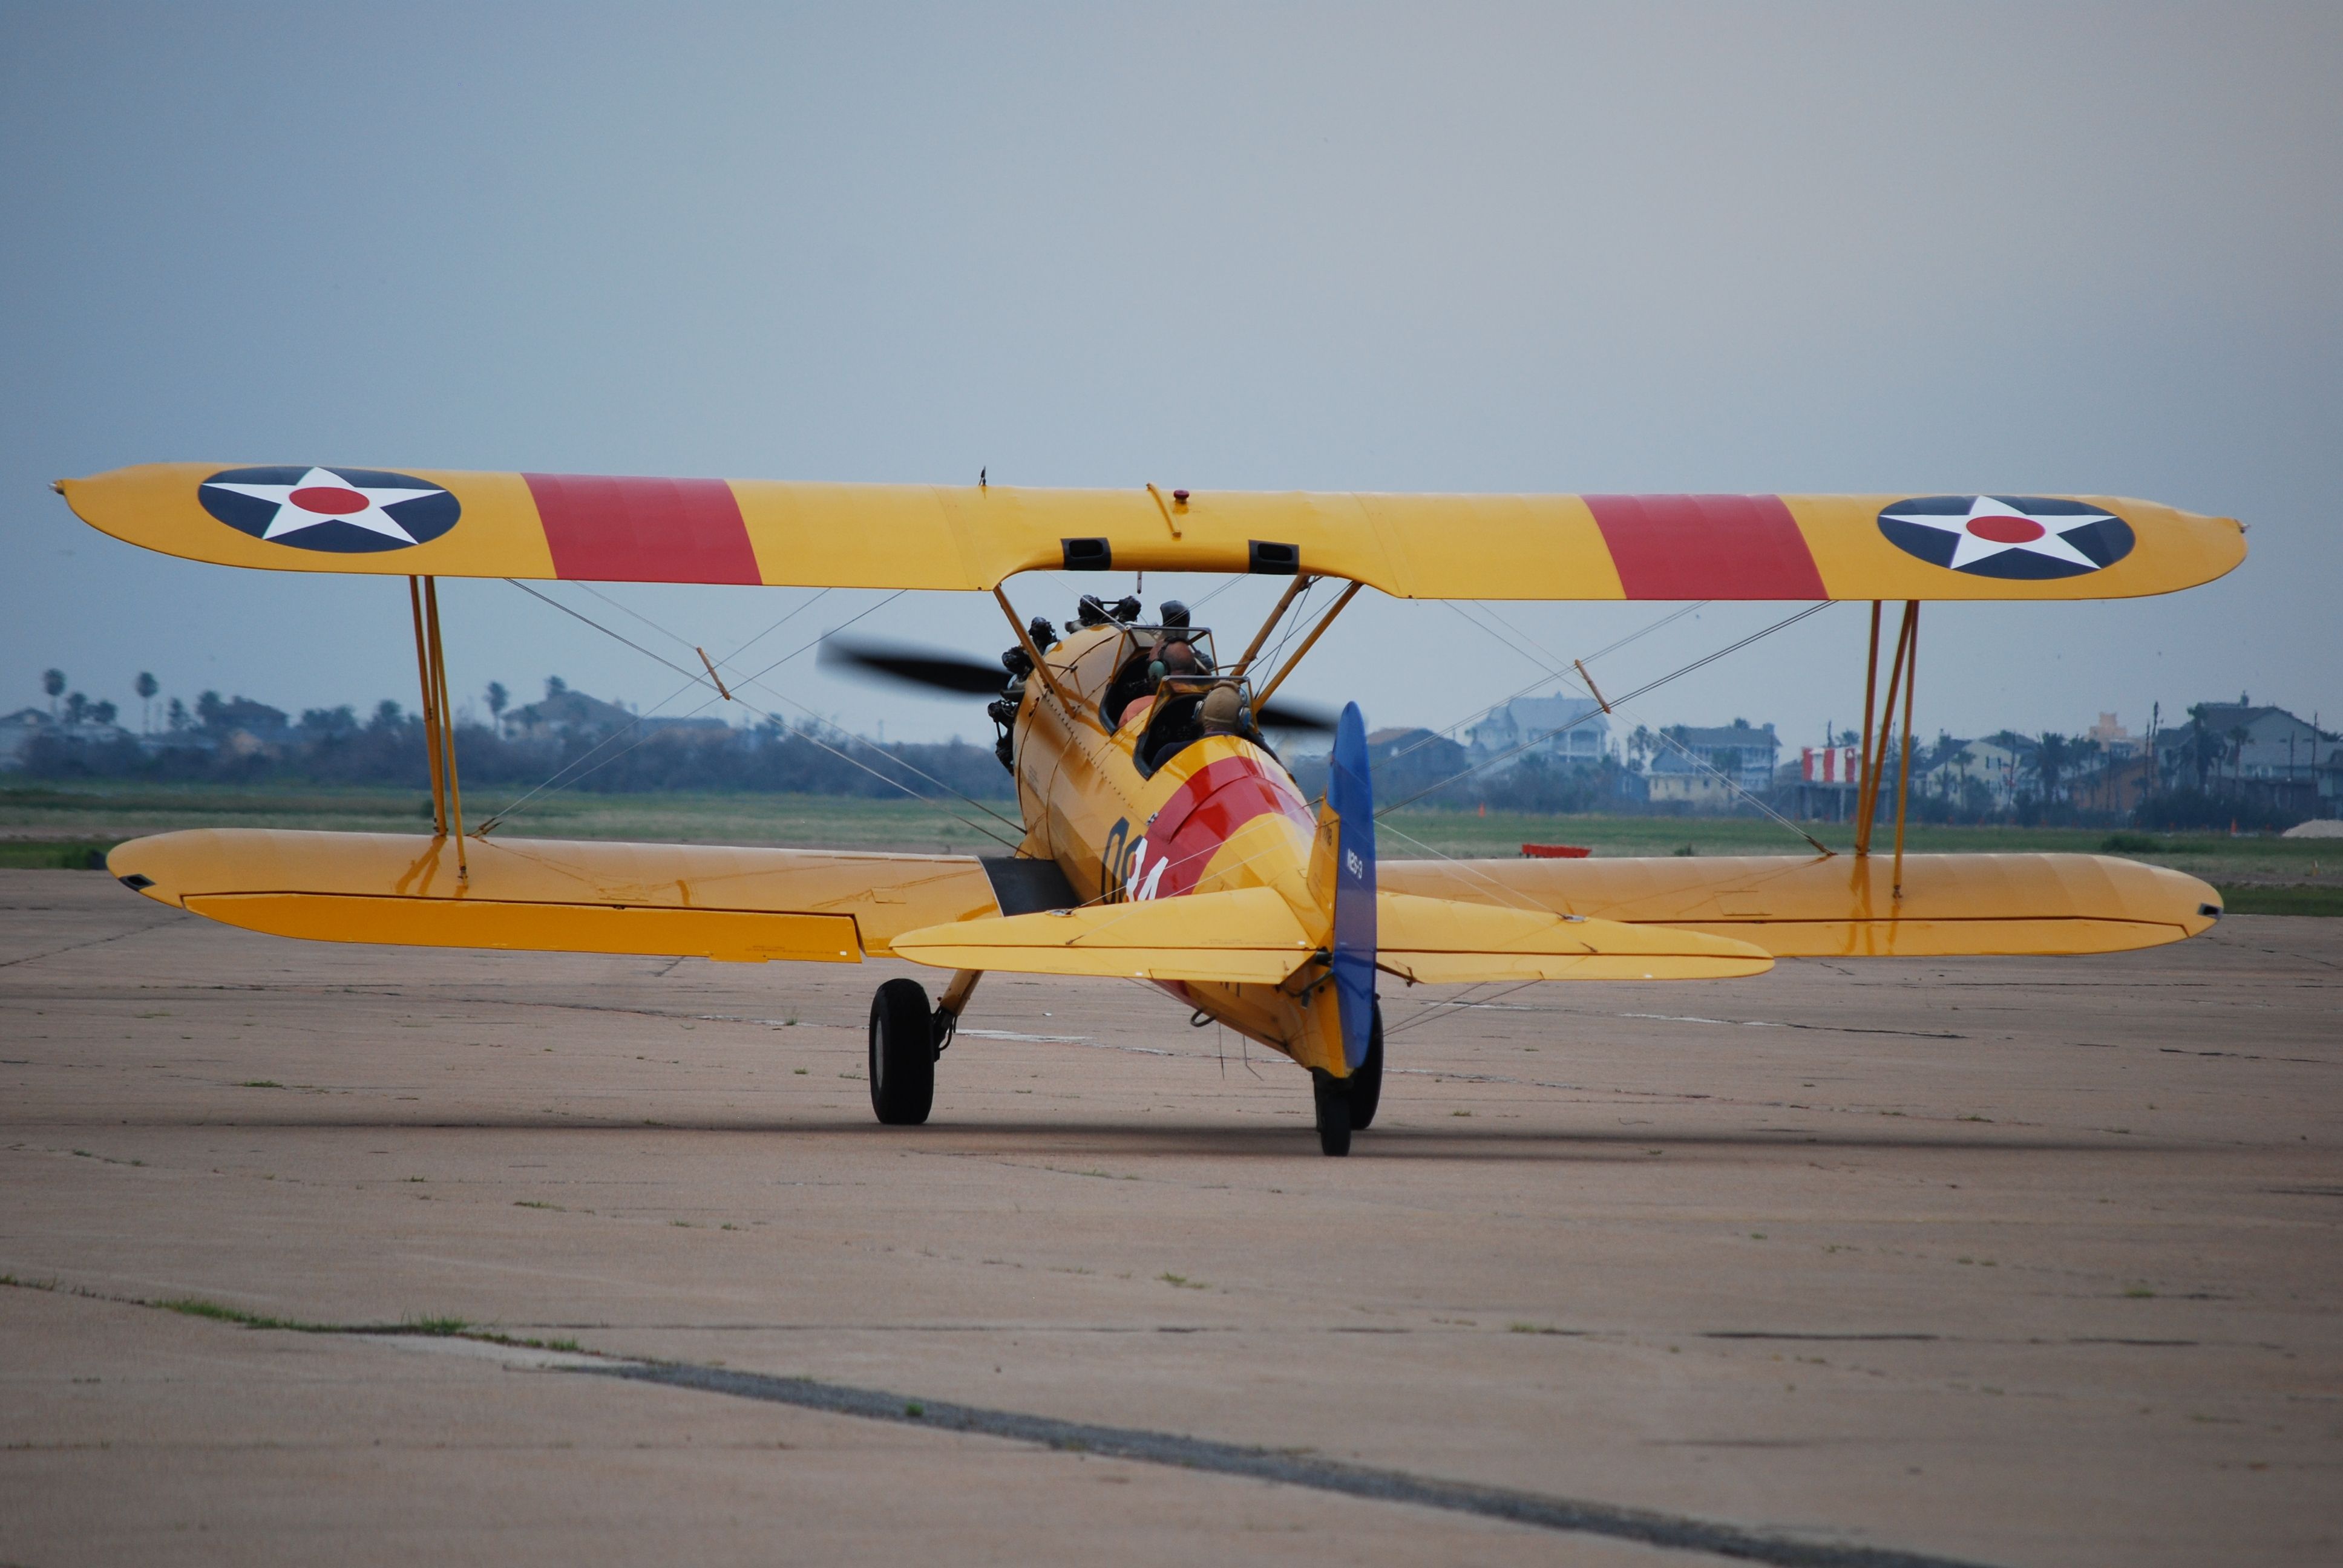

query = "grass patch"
[236,1080,283,1089]
[12,783,2336,899]
[1157,1272,1207,1290]
[0,840,119,869]
[155,1297,308,1331]
[2216,884,2343,918]
[154,1297,473,1336]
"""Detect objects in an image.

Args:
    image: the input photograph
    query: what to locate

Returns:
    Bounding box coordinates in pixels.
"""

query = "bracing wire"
[1377,598,1705,769]
[483,583,1022,847]
[1375,601,1837,818]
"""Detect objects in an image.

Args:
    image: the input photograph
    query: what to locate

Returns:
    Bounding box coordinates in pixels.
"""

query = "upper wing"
[1377,852,2223,958]
[59,465,2243,601]
[107,829,1022,962]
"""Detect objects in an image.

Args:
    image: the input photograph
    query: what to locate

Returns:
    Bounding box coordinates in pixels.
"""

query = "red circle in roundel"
[287,486,372,515]
[1966,514,2046,544]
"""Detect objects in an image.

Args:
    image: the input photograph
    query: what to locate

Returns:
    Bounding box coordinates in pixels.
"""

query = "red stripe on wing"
[1584,494,1826,599]
[524,474,762,584]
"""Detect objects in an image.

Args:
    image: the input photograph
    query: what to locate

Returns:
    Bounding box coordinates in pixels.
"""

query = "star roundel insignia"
[197,466,460,553]
[1876,495,2134,580]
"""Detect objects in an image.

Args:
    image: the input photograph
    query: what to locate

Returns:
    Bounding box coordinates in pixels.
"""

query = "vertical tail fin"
[1326,702,1377,1071]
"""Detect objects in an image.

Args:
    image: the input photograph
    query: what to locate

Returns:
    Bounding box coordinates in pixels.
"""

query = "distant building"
[1464,694,1607,769]
[2085,711,2137,758]
[2157,699,2340,815]
[1918,736,2027,812]
[500,687,635,740]
[1362,727,1469,797]
[500,686,733,743]
[1646,721,1777,805]
[1,709,139,769]
[0,708,52,769]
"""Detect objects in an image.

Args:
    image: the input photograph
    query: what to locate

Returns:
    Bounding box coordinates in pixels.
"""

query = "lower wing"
[105,829,1038,962]
[1377,852,2221,958]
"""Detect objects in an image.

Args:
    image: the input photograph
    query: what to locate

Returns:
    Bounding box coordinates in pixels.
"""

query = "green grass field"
[4,781,2336,913]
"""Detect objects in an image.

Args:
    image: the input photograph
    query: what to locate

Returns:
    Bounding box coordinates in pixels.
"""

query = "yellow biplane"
[59,466,2242,1153]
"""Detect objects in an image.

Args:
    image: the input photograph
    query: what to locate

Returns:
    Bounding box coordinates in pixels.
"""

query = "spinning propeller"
[821,636,1338,731]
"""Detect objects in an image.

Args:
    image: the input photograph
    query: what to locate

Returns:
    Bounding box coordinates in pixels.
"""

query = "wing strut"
[1230,574,1316,679]
[1849,599,1920,899]
[1255,581,1363,709]
[407,575,468,878]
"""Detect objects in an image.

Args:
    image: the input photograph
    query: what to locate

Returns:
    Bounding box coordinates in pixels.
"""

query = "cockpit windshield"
[1100,626,1217,731]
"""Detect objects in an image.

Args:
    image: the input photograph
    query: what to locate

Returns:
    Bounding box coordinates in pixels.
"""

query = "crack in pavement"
[588,1358,2000,1568]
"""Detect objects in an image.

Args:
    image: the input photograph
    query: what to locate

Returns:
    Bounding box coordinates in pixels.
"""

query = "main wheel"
[1311,1069,1352,1157]
[869,978,936,1126]
[1348,1000,1384,1131]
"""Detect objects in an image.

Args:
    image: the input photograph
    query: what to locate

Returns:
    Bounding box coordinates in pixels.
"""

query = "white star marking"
[202,466,443,544]
[1881,495,2117,573]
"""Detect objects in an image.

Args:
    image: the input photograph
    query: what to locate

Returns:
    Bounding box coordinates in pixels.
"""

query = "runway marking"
[584,1358,2001,1568]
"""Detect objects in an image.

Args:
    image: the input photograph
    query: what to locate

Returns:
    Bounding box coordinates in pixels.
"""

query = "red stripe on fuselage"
[1139,754,1312,901]
[524,474,762,584]
[1584,494,1826,599]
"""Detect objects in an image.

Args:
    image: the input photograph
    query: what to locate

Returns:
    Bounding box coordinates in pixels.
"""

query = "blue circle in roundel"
[1876,495,2134,580]
[197,466,460,553]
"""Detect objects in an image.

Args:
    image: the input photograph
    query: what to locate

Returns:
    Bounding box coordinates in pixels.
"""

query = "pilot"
[1199,684,1244,736]
[1144,601,1211,673]
[1150,637,1203,687]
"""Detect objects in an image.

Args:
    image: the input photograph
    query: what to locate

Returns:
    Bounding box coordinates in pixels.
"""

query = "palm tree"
[2070,737,2102,811]
[2229,726,2252,792]
[134,671,159,734]
[42,668,64,717]
[64,691,90,727]
[2186,704,2216,791]
[2036,731,2073,807]
[485,681,509,724]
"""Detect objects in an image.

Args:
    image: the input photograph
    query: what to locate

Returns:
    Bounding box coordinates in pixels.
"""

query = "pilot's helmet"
[1200,684,1243,733]
[1158,600,1191,629]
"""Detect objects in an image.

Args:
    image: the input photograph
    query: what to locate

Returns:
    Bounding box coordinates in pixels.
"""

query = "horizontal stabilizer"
[1376,893,1773,983]
[891,887,1317,983]
[891,887,1772,985]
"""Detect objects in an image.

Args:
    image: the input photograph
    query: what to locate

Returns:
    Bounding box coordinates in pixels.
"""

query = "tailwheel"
[868,978,937,1126]
[1310,1069,1353,1157]
[1348,999,1384,1131]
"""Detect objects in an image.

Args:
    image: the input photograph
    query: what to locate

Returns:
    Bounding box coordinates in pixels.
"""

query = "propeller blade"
[819,637,1006,696]
[1256,699,1337,733]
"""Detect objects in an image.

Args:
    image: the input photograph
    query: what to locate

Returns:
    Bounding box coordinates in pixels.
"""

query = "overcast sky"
[5,2,2337,762]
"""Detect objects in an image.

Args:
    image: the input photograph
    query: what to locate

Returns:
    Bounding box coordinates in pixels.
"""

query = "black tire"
[1311,1069,1352,1157]
[1348,1000,1384,1131]
[869,978,936,1126]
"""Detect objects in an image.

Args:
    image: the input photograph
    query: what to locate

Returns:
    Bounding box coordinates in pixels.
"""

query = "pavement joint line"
[582,1358,2002,1568]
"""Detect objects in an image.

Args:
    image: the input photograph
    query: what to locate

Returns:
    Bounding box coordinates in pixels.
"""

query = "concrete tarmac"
[2,869,2336,1566]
